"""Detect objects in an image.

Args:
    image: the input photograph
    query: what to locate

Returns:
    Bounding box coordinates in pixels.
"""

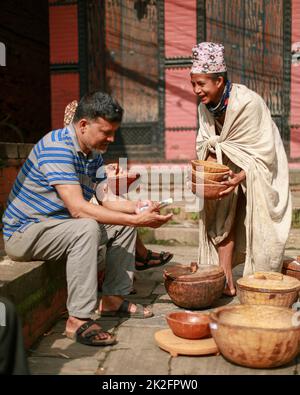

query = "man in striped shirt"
[2,91,172,346]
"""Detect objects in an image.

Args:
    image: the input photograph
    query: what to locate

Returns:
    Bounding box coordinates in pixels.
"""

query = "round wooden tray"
[154,329,219,357]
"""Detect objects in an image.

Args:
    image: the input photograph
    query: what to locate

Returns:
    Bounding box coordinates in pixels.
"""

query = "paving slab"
[100,326,171,375]
[27,244,300,375]
[170,354,298,375]
[29,356,101,375]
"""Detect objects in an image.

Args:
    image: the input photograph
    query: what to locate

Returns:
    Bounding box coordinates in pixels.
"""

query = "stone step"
[0,254,67,349]
[138,225,300,249]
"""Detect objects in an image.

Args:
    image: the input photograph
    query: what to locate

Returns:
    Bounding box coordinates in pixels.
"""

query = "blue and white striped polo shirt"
[2,124,106,240]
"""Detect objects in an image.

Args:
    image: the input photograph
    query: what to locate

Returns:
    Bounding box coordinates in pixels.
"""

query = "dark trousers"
[0,297,29,375]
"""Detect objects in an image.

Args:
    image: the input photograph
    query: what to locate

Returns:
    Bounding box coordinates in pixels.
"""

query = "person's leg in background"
[135,235,173,271]
[99,224,152,318]
[0,297,29,375]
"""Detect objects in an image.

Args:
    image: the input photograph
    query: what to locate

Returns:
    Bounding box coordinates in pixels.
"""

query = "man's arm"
[55,184,172,228]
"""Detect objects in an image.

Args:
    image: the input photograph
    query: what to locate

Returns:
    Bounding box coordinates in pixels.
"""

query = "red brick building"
[1,0,299,215]
[49,0,300,164]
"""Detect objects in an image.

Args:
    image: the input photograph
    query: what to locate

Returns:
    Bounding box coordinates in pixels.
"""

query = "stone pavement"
[28,244,300,376]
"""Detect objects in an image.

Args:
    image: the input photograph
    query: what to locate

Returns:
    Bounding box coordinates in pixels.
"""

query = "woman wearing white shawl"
[190,42,291,296]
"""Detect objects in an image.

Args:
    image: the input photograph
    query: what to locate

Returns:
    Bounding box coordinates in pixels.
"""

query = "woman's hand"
[219,170,246,197]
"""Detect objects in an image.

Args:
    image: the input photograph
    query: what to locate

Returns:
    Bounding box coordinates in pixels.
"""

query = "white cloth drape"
[196,83,291,275]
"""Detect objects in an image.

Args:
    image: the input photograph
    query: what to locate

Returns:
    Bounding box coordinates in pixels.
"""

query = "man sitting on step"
[2,91,172,347]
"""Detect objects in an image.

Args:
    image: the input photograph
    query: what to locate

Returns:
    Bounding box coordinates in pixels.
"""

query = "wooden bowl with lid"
[209,304,300,368]
[237,271,300,307]
[164,263,226,309]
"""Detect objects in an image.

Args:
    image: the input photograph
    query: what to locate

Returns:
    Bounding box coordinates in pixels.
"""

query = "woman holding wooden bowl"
[189,42,291,296]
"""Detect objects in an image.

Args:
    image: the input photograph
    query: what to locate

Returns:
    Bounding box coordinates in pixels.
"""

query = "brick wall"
[290,0,300,159]
[0,143,33,218]
[0,0,51,143]
[49,1,80,130]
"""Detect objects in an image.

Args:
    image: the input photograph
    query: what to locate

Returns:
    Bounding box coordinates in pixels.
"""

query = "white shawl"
[196,83,291,275]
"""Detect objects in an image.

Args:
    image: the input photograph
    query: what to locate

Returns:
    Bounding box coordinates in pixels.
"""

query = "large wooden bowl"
[237,271,300,307]
[209,304,300,368]
[191,181,228,200]
[166,312,211,340]
[191,169,229,183]
[191,160,229,173]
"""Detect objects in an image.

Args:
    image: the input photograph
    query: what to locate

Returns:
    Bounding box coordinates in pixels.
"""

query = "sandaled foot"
[100,300,153,319]
[135,249,173,271]
[65,319,116,346]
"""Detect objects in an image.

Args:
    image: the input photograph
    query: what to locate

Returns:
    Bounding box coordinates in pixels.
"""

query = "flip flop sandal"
[135,249,173,271]
[65,319,117,346]
[100,300,153,319]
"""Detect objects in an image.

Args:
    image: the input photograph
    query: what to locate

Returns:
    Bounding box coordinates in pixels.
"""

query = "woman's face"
[190,73,224,105]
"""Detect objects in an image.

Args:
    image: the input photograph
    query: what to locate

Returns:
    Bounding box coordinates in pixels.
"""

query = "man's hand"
[135,200,160,214]
[135,206,173,228]
[219,170,246,197]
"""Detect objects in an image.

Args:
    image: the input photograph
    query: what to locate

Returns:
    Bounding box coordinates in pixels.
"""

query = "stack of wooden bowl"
[190,160,230,200]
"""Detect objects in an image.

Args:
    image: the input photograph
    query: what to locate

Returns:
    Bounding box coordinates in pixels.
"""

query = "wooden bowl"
[209,304,300,368]
[191,160,229,173]
[191,169,229,183]
[107,173,140,195]
[191,181,228,200]
[164,264,226,309]
[166,312,211,340]
[282,259,300,281]
[237,271,300,308]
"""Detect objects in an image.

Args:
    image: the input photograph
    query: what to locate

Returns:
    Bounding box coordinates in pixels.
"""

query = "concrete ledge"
[0,255,67,348]
[0,142,34,160]
[290,169,300,185]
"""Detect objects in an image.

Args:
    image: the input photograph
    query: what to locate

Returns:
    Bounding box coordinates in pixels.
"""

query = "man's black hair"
[73,91,123,123]
[209,72,228,84]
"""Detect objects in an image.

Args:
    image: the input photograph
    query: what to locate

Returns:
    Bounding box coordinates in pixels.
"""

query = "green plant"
[172,207,181,215]
[188,212,199,221]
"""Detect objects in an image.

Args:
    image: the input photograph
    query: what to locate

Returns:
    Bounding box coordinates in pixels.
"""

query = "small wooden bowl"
[166,311,211,340]
[191,160,229,173]
[191,181,228,200]
[107,173,140,195]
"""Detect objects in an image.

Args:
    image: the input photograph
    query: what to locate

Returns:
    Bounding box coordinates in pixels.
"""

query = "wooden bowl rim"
[191,160,229,172]
[166,311,210,325]
[209,305,300,332]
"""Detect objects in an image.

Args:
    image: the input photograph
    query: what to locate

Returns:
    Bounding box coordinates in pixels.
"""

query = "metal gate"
[81,0,291,160]
[84,0,164,161]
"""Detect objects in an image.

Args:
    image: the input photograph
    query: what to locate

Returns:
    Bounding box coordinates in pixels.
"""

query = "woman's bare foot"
[222,285,236,297]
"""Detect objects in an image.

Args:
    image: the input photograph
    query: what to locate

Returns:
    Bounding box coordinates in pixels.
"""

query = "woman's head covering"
[191,42,227,74]
[63,100,78,126]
